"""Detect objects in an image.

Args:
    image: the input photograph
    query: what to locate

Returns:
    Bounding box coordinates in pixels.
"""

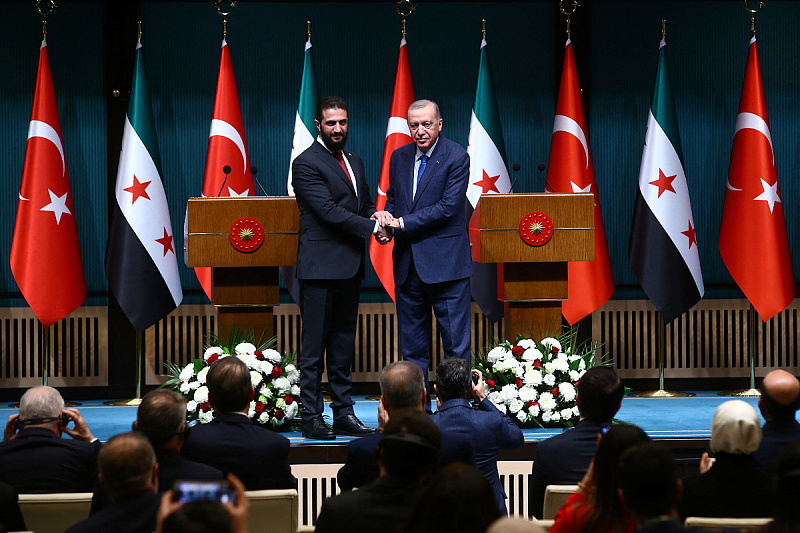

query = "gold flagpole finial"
[661,19,666,40]
[559,0,580,38]
[215,0,236,39]
[35,0,57,38]
[307,20,311,37]
[138,20,142,40]
[745,0,765,38]
[482,19,486,40]
[396,0,415,37]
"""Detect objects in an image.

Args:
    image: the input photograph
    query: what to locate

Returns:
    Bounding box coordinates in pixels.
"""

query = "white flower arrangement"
[473,330,603,428]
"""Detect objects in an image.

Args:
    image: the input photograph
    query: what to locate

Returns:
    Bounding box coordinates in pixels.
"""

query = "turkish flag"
[10,39,87,328]
[546,39,614,325]
[195,39,255,301]
[369,37,415,302]
[719,38,795,321]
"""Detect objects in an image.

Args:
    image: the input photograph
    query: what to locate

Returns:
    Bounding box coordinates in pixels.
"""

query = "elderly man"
[0,385,101,493]
[755,369,800,473]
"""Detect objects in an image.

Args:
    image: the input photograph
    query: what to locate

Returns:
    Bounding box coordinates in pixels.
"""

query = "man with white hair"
[678,400,776,519]
[0,385,101,493]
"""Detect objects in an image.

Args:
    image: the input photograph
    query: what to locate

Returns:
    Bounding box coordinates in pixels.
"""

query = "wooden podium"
[186,197,299,340]
[470,193,594,339]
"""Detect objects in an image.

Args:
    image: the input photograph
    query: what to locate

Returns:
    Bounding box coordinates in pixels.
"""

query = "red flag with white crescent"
[194,39,255,301]
[369,37,415,302]
[10,39,87,328]
[719,37,795,321]
[546,39,614,325]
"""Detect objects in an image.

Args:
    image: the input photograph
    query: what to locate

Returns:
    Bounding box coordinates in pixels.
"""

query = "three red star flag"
[105,38,183,332]
[629,35,704,323]
[10,39,86,328]
[194,39,255,302]
[546,39,614,325]
[369,36,415,302]
[719,37,795,321]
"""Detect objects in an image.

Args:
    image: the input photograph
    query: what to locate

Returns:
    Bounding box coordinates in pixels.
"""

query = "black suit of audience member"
[67,433,160,533]
[0,386,102,494]
[181,357,296,490]
[316,411,441,533]
[754,369,800,473]
[528,366,624,518]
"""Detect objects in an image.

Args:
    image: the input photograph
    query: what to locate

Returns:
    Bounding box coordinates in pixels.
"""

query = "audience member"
[0,483,25,533]
[678,399,775,519]
[618,442,736,533]
[337,361,474,490]
[396,463,502,533]
[66,432,160,533]
[181,356,297,490]
[92,389,225,513]
[155,473,250,533]
[0,385,102,493]
[486,517,545,533]
[315,409,441,533]
[431,358,523,515]
[550,424,649,533]
[766,441,800,533]
[529,366,625,518]
[755,370,800,473]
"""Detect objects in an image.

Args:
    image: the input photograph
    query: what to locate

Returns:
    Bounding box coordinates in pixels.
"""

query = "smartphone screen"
[172,480,234,505]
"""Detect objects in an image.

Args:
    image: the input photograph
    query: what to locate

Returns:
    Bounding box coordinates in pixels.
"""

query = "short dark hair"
[207,357,251,413]
[99,432,156,498]
[618,442,678,518]
[380,409,440,480]
[435,358,472,403]
[761,383,800,421]
[577,366,624,421]
[315,96,348,122]
[136,389,186,447]
[380,361,425,410]
[161,501,233,533]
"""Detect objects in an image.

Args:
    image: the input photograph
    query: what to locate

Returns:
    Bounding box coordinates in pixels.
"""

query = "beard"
[320,129,347,152]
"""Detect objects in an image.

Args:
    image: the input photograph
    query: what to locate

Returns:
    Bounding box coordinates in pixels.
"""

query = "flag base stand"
[104,332,145,407]
[27,326,81,407]
[718,305,760,398]
[629,317,694,398]
[630,389,694,398]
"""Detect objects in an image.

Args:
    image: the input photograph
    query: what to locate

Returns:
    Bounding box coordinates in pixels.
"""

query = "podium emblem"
[230,217,265,253]
[519,212,554,247]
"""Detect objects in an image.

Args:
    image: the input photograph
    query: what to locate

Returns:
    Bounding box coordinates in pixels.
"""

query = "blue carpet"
[0,393,764,444]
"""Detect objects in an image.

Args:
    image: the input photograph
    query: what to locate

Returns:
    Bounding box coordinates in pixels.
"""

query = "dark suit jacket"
[528,419,610,518]
[65,490,159,533]
[431,398,524,515]
[0,427,102,493]
[678,452,776,519]
[754,419,800,473]
[385,136,472,285]
[336,427,476,491]
[292,140,376,281]
[181,413,296,491]
[315,475,420,533]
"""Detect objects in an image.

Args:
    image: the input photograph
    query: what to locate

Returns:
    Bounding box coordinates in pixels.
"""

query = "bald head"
[760,370,800,421]
[379,361,426,412]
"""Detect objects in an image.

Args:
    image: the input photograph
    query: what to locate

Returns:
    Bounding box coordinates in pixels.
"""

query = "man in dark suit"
[292,95,389,440]
[431,358,523,515]
[181,357,296,491]
[378,100,472,400]
[528,366,624,518]
[66,432,160,533]
[754,369,800,473]
[315,410,441,533]
[337,361,475,490]
[0,385,102,493]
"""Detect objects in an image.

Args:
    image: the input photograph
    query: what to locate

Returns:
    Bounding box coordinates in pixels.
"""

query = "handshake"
[371,210,400,245]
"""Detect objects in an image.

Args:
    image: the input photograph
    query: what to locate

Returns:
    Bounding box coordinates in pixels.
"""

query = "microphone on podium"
[217,165,232,197]
[251,165,269,196]
[509,163,522,191]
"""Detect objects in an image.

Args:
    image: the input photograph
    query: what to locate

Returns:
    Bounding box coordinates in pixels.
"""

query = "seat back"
[245,488,298,533]
[542,484,578,520]
[684,516,773,532]
[17,492,93,533]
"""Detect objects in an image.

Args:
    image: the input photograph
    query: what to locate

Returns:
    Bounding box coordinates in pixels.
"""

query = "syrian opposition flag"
[193,39,255,302]
[105,39,183,332]
[466,34,512,323]
[369,36,415,302]
[719,37,795,321]
[546,39,614,325]
[281,31,319,304]
[10,39,86,328]
[628,36,704,323]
